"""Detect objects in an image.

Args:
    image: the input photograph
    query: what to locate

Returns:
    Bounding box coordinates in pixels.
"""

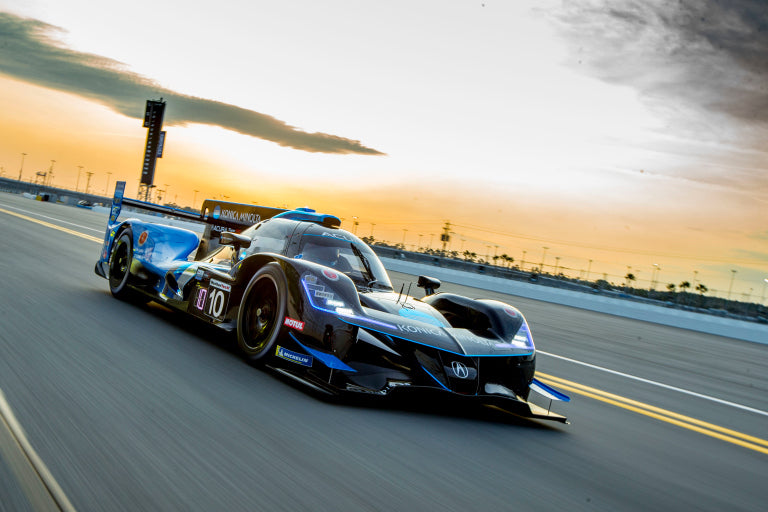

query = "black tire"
[108,229,139,301]
[236,263,287,360]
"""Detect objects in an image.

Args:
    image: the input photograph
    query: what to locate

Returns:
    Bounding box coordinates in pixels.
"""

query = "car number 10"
[195,286,229,320]
[208,288,227,318]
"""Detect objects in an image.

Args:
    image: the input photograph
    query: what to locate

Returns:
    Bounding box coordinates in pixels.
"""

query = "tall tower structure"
[138,99,167,201]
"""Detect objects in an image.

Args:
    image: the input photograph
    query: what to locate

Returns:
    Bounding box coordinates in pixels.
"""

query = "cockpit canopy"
[296,226,393,291]
[216,218,393,291]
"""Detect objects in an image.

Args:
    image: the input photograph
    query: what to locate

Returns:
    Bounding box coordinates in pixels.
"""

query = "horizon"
[0,1,766,300]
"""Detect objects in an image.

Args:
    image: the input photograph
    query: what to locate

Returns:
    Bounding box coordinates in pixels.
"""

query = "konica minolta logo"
[397,324,445,337]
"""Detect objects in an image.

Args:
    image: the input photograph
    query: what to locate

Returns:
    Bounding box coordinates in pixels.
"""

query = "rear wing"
[196,199,287,259]
[108,181,288,259]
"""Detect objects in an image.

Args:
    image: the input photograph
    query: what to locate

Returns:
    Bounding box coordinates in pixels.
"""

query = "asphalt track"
[0,192,766,511]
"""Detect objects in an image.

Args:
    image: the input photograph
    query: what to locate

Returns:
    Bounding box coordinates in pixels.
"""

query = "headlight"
[301,272,353,318]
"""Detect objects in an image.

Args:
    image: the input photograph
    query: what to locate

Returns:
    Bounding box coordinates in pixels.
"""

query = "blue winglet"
[289,333,356,372]
[530,378,571,402]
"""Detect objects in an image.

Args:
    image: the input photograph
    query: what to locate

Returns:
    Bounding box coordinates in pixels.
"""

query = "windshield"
[298,233,393,291]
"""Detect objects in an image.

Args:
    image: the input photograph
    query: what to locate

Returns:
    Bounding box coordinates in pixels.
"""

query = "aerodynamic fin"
[530,378,571,402]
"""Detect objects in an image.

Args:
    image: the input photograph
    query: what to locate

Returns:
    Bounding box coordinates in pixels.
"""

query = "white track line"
[538,350,768,417]
[0,389,77,511]
[0,202,103,232]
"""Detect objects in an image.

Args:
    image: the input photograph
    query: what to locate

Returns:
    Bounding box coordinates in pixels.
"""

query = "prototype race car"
[95,182,569,422]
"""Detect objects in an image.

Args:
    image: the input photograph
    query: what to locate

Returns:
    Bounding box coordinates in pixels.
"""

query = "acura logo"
[451,361,469,379]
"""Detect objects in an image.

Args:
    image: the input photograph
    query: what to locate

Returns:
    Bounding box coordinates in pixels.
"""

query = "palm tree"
[625,273,636,290]
[695,283,708,306]
[666,283,676,300]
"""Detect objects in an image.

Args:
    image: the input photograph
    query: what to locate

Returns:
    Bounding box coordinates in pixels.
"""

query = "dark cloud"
[551,0,768,135]
[0,12,384,156]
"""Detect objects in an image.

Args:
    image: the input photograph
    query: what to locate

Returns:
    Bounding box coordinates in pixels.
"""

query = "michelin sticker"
[276,346,313,367]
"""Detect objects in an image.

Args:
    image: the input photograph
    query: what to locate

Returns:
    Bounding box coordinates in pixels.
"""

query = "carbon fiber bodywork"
[95,184,569,423]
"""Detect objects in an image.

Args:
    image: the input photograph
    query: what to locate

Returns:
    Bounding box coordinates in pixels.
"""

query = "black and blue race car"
[95,182,569,423]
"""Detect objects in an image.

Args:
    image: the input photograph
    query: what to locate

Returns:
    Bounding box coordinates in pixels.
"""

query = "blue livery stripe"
[288,333,356,372]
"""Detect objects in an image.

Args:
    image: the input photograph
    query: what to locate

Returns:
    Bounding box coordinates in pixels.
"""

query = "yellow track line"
[537,372,768,455]
[0,207,103,243]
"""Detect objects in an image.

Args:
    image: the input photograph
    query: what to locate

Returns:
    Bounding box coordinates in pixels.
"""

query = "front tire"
[236,263,287,360]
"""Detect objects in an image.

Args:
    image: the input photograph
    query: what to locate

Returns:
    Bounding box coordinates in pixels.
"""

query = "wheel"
[108,228,139,301]
[237,263,287,360]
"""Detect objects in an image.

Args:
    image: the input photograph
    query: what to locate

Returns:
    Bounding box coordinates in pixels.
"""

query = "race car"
[95,182,569,423]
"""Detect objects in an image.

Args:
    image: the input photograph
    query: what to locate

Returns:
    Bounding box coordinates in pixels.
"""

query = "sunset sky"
[0,0,766,299]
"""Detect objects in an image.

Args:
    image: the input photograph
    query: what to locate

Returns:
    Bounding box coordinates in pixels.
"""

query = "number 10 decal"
[207,288,227,318]
[195,285,229,320]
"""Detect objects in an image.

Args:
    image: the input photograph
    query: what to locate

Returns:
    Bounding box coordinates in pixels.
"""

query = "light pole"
[370,223,375,237]
[651,263,660,291]
[401,229,408,246]
[540,247,548,273]
[76,166,83,192]
[18,152,26,181]
[586,259,593,281]
[728,269,737,299]
[193,190,199,208]
[521,251,527,271]
[48,160,55,186]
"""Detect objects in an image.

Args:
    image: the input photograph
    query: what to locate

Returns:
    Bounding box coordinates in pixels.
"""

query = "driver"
[303,245,352,271]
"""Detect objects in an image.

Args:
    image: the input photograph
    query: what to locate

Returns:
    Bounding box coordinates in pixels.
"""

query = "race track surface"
[1,193,766,511]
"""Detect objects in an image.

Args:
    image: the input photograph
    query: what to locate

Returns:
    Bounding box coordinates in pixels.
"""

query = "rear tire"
[236,263,287,360]
[108,229,139,301]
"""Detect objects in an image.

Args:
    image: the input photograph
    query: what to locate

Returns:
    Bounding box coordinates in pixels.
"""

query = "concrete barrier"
[381,257,768,345]
[88,202,766,345]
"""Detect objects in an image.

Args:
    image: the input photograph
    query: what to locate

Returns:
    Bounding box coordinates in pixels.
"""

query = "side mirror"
[220,231,252,249]
[417,275,441,296]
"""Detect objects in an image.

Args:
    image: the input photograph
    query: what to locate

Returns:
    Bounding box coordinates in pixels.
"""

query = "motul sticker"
[284,317,305,331]
[138,231,148,245]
